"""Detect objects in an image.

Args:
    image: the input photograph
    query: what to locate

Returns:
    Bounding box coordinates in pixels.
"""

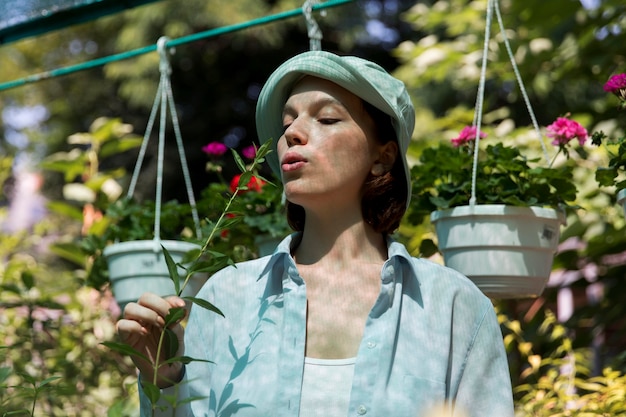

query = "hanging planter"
[101,37,206,308]
[407,0,589,299]
[430,205,565,299]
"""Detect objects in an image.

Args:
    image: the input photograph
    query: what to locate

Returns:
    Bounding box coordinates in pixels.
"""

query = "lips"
[281,152,307,172]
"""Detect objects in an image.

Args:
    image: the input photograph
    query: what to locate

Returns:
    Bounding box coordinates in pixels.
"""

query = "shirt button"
[367,341,376,349]
[357,405,367,415]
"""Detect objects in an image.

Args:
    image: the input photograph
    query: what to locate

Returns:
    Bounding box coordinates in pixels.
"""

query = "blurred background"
[1,0,626,415]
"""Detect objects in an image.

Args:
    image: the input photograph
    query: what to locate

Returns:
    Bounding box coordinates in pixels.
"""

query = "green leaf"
[100,136,142,159]
[183,297,224,316]
[142,382,161,405]
[255,139,273,159]
[49,242,88,266]
[231,149,246,173]
[596,168,617,187]
[20,271,34,290]
[3,409,32,416]
[101,342,151,363]
[37,376,61,389]
[164,328,179,359]
[0,366,11,383]
[46,201,84,220]
[162,245,181,295]
[164,307,186,327]
[161,355,213,366]
[237,171,253,191]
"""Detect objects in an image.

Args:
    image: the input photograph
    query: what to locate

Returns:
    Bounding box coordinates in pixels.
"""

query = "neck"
[293,207,388,268]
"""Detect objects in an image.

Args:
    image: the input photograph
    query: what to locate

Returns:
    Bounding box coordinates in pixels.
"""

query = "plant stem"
[30,391,36,417]
[179,153,266,295]
[548,147,562,169]
[151,323,169,413]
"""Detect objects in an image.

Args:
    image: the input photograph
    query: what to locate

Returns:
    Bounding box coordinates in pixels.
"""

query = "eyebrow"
[282,96,347,117]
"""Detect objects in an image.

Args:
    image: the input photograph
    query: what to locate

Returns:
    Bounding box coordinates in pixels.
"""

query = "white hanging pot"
[430,204,565,299]
[104,239,207,310]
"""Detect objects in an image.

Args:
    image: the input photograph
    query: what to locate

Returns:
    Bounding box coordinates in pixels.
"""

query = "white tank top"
[299,357,356,417]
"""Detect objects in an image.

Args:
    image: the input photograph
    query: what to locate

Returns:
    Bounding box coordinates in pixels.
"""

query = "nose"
[283,119,308,147]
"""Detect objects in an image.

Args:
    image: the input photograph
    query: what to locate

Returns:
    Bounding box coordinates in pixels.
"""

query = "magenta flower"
[604,73,626,104]
[242,145,257,160]
[546,116,588,146]
[202,141,228,156]
[451,126,487,147]
[603,73,626,93]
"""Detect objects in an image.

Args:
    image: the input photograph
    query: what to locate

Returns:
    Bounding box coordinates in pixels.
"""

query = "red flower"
[451,126,487,147]
[202,141,228,156]
[546,116,588,146]
[230,174,266,194]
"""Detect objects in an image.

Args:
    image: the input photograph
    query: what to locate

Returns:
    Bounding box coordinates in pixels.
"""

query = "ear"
[371,141,398,176]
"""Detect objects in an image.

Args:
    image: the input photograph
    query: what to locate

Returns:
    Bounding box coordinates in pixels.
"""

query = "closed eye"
[319,118,340,125]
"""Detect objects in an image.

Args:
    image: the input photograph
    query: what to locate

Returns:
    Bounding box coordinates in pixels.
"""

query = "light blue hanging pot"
[103,37,206,310]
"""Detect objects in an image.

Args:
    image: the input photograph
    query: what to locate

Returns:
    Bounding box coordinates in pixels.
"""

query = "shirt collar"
[263,233,416,277]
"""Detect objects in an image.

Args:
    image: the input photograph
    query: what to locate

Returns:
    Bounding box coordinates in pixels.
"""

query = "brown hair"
[286,100,408,234]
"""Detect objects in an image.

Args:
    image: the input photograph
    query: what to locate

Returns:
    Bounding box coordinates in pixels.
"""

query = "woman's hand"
[117,292,187,388]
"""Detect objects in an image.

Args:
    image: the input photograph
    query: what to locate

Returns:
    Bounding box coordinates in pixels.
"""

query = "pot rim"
[103,239,200,257]
[430,204,566,224]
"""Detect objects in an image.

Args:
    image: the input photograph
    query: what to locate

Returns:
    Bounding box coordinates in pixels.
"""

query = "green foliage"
[0,225,138,416]
[592,130,626,189]
[407,141,578,227]
[500,309,626,416]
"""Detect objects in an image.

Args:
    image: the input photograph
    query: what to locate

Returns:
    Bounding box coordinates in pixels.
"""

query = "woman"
[118,51,514,417]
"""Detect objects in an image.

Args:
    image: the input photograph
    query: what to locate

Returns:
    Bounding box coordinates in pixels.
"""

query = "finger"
[117,317,150,339]
[164,295,187,310]
[137,292,180,319]
[123,300,166,329]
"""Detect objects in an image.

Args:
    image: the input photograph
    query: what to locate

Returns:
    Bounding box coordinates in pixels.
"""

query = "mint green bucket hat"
[255,50,415,205]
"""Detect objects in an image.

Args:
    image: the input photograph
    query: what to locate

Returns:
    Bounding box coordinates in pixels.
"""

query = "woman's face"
[277,76,387,210]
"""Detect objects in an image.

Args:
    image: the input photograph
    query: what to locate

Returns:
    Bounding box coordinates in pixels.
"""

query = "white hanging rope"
[469,0,494,207]
[303,0,323,51]
[470,0,552,207]
[493,0,550,165]
[126,36,202,241]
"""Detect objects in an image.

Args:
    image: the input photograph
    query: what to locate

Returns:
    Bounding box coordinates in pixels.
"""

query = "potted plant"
[592,72,626,213]
[89,198,206,311]
[407,117,588,299]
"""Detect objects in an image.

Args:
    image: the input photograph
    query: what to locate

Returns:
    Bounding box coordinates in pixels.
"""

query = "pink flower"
[603,73,626,93]
[202,141,228,156]
[451,126,487,147]
[546,116,588,146]
[242,145,257,160]
[604,73,626,103]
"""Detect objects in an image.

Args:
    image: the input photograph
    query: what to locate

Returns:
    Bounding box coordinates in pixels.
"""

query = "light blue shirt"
[140,233,514,417]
